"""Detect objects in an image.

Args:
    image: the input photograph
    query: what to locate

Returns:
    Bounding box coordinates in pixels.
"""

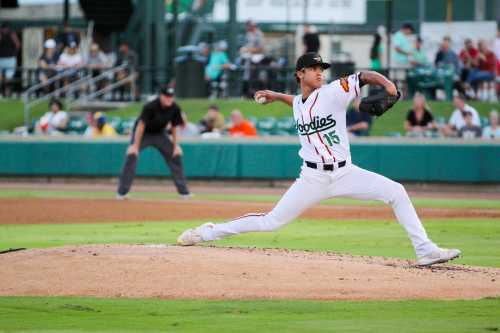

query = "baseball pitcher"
[177,53,460,266]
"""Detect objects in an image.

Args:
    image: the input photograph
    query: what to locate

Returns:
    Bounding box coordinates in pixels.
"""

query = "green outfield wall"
[0,139,499,183]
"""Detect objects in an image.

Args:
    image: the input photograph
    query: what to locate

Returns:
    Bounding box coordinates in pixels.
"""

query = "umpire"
[116,86,191,198]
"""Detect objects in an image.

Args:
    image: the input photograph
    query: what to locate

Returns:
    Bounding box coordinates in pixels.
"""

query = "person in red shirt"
[459,39,479,95]
[466,40,497,101]
[228,110,257,137]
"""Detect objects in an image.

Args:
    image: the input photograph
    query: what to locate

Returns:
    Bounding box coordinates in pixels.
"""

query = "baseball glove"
[359,90,401,117]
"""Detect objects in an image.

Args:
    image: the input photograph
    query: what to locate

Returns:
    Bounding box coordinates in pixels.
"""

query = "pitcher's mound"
[1,244,499,300]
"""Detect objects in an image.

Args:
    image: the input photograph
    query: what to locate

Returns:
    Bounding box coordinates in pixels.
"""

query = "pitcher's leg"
[330,165,438,257]
[189,169,330,242]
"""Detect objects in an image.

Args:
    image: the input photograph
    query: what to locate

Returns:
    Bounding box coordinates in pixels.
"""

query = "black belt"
[306,160,346,171]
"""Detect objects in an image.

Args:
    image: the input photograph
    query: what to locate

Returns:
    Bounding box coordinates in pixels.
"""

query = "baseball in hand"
[255,96,267,104]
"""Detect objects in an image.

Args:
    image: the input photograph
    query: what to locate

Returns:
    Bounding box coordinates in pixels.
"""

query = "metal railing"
[21,65,136,130]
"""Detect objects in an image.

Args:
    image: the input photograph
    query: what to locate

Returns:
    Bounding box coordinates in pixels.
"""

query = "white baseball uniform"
[197,73,439,257]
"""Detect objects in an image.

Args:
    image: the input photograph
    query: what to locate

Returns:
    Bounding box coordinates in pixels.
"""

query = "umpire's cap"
[296,53,331,71]
[159,85,175,97]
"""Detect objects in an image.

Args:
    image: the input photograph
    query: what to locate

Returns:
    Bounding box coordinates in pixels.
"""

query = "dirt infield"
[1,187,499,301]
[1,197,500,225]
[1,245,499,300]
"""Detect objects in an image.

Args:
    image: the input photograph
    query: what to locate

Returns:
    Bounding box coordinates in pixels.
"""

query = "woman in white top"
[57,41,83,86]
[37,98,68,135]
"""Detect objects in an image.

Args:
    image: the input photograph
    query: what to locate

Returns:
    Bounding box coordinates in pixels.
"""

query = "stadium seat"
[108,117,123,134]
[66,116,88,135]
[275,116,296,135]
[481,117,489,127]
[117,117,136,135]
[256,117,277,135]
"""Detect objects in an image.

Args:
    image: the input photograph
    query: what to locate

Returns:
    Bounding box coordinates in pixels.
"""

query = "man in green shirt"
[392,23,414,68]
[411,37,430,68]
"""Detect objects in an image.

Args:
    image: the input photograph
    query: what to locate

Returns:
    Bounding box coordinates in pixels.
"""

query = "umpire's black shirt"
[139,98,183,134]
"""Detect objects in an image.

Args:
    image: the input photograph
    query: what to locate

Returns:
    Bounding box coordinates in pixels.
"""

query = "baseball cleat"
[177,222,214,246]
[115,193,129,200]
[179,193,194,200]
[416,248,461,266]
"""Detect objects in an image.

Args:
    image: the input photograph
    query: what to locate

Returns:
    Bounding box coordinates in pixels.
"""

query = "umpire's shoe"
[177,222,214,246]
[417,248,461,266]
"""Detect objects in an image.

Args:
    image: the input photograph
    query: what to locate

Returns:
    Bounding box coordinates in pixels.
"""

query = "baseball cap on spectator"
[44,39,56,49]
[159,85,175,97]
[69,41,77,48]
[94,112,107,126]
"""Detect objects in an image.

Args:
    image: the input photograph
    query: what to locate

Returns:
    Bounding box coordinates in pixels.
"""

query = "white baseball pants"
[199,163,438,257]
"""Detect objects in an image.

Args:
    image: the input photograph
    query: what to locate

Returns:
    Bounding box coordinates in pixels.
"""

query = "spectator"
[410,37,430,68]
[56,23,80,50]
[404,93,436,136]
[459,39,480,98]
[392,23,414,68]
[205,41,231,99]
[346,98,372,136]
[457,112,482,139]
[443,95,480,137]
[467,40,497,101]
[114,41,138,100]
[36,98,68,135]
[435,36,465,97]
[38,39,59,91]
[84,112,116,138]
[434,36,461,74]
[199,104,225,134]
[303,25,320,54]
[178,112,200,137]
[482,110,500,139]
[369,32,383,70]
[240,20,265,98]
[57,41,84,87]
[241,20,264,56]
[87,43,109,76]
[228,110,257,137]
[86,43,110,92]
[0,22,21,97]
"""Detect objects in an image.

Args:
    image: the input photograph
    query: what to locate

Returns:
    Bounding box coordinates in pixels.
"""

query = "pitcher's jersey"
[292,72,361,163]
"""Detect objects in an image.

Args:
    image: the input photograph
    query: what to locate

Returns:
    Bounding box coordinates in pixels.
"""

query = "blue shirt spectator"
[435,36,461,75]
[205,41,230,81]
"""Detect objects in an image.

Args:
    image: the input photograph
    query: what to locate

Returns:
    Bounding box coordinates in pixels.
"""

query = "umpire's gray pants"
[117,131,190,196]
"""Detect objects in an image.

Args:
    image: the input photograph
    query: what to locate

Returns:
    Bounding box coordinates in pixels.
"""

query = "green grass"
[1,219,498,267]
[0,99,49,131]
[0,296,499,333]
[1,188,499,209]
[107,99,499,137]
[0,98,496,136]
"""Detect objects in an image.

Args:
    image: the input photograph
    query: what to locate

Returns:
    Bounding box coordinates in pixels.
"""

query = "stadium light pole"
[385,0,393,71]
[418,0,425,31]
[63,0,69,25]
[228,0,237,61]
[285,0,290,64]
[303,0,308,25]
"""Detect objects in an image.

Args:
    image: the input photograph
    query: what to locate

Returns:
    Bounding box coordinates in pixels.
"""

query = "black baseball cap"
[159,86,175,97]
[296,53,331,71]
